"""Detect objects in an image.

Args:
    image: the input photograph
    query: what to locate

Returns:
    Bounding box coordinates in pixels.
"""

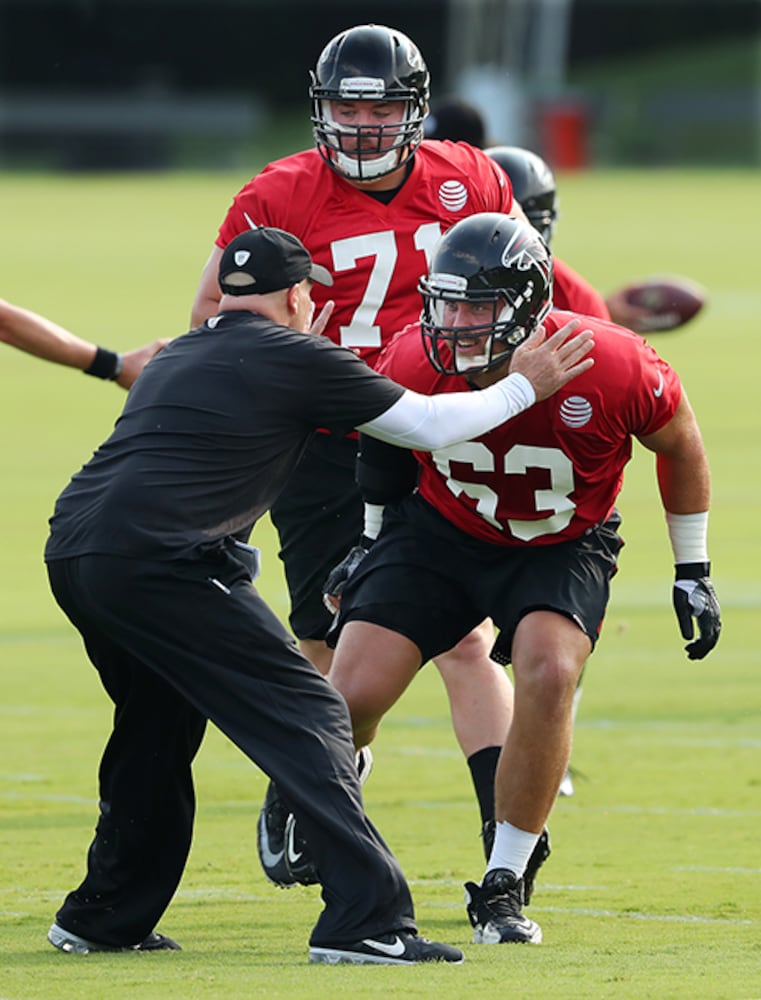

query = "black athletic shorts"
[328,494,624,665]
[270,432,362,640]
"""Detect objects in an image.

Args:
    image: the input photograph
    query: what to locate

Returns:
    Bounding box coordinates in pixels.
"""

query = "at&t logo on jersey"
[559,396,593,428]
[438,180,468,212]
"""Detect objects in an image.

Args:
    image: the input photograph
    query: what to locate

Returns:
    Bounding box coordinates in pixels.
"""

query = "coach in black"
[43,226,592,964]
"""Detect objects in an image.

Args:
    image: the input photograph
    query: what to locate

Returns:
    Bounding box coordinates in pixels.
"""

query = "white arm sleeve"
[356,372,535,450]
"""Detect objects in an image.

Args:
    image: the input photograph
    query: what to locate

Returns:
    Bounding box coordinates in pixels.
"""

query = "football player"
[484,144,612,797]
[323,213,721,945]
[191,24,543,886]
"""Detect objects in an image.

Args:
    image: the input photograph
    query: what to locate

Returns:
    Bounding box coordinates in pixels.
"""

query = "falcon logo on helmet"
[310,24,430,182]
[501,227,553,285]
[418,213,554,376]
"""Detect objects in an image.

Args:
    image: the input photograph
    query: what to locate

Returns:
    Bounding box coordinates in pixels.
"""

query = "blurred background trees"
[0,0,758,170]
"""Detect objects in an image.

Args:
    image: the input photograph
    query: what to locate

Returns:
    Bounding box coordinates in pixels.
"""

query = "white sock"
[486,820,540,879]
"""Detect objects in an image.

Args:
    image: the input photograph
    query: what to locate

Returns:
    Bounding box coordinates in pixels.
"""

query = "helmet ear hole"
[419,213,553,377]
[310,24,430,182]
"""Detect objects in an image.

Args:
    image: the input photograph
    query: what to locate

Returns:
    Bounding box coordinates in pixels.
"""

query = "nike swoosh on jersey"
[653,371,665,397]
[360,936,406,957]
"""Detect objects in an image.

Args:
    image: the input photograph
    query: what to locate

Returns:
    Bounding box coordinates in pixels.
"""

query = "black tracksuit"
[45,309,413,948]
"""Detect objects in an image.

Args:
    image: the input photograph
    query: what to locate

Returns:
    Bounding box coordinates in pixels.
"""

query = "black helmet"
[423,97,487,147]
[484,146,558,245]
[310,24,430,181]
[419,213,553,376]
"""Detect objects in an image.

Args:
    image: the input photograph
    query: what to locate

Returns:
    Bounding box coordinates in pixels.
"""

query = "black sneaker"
[309,931,464,965]
[284,812,319,886]
[256,781,295,888]
[47,923,181,954]
[479,822,550,906]
[464,869,542,944]
[282,747,375,887]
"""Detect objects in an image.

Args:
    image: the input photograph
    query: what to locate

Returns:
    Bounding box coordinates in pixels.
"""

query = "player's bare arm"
[637,393,710,514]
[638,394,719,660]
[0,299,100,369]
[0,298,167,389]
[191,246,225,326]
[117,340,171,389]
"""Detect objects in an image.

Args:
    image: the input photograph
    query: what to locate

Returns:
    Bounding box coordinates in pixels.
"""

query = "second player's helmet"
[484,146,558,245]
[419,213,553,376]
[310,24,430,182]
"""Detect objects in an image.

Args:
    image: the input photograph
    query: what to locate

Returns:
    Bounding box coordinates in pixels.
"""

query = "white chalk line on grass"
[560,803,761,819]
[675,865,761,874]
[5,879,761,927]
[2,787,761,822]
[421,898,756,927]
[392,728,761,748]
[517,906,755,927]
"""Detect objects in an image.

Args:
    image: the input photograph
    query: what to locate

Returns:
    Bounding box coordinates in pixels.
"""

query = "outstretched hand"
[117,339,171,389]
[510,318,595,402]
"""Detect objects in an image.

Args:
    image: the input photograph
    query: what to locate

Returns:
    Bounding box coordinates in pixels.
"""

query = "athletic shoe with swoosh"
[256,781,293,888]
[284,812,319,886]
[270,746,375,888]
[309,931,464,965]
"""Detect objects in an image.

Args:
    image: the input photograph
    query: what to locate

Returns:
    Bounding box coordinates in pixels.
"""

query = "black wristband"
[359,534,376,549]
[84,346,122,380]
[675,561,710,580]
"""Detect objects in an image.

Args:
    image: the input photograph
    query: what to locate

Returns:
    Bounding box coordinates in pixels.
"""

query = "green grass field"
[1,168,759,999]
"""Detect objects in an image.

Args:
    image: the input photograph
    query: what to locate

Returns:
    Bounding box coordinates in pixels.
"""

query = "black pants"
[269,432,360,640]
[47,550,415,948]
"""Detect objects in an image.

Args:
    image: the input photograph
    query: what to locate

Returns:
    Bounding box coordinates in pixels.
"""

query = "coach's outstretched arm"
[358,318,594,450]
[0,298,169,389]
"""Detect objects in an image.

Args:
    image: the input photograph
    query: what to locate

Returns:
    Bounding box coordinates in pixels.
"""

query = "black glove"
[322,537,373,615]
[672,562,721,660]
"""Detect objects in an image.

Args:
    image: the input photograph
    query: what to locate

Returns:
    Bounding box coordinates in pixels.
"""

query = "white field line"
[2,787,761,820]
[4,883,758,931]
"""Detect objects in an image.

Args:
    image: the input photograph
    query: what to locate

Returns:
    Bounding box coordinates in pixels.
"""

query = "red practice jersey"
[553,257,611,320]
[377,311,682,546]
[216,142,512,369]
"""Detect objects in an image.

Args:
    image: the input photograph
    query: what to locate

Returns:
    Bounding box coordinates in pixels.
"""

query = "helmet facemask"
[311,84,426,181]
[524,200,558,247]
[417,213,554,378]
[420,277,548,376]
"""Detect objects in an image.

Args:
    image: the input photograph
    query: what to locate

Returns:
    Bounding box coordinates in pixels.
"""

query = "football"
[616,275,707,333]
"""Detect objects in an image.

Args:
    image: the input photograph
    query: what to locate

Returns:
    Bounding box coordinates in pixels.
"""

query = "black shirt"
[45,311,404,562]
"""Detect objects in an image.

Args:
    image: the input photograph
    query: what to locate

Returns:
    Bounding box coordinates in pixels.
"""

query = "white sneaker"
[47,923,180,954]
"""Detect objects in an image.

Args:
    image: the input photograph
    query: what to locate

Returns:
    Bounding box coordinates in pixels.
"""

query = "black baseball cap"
[218,227,333,296]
